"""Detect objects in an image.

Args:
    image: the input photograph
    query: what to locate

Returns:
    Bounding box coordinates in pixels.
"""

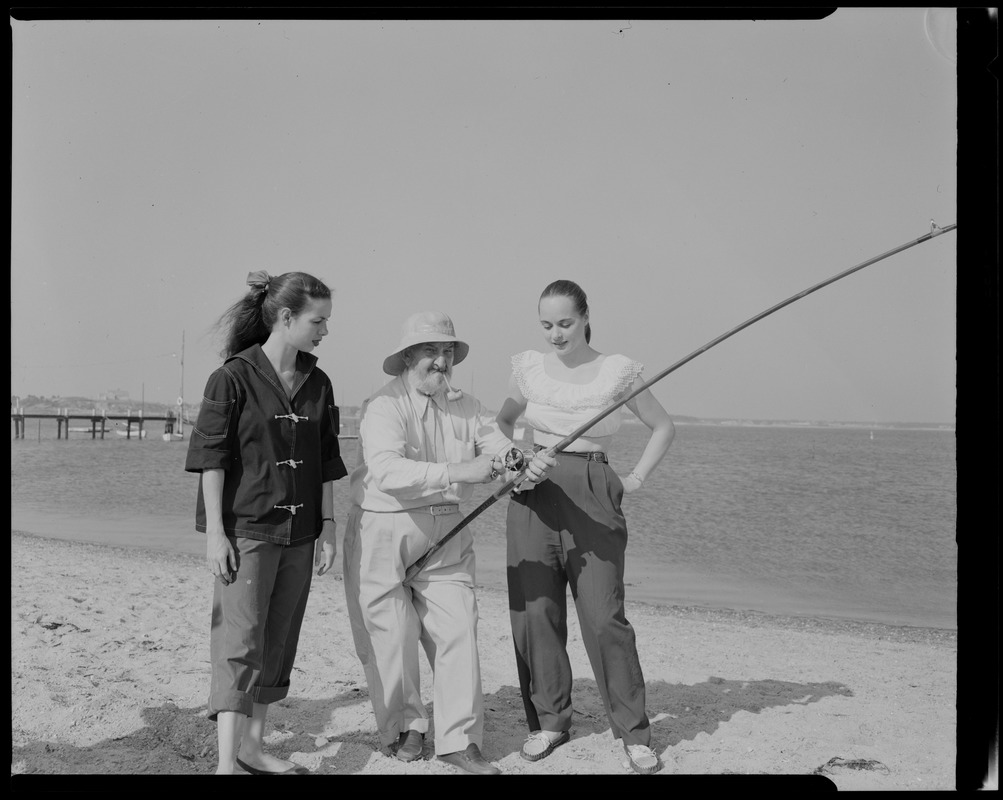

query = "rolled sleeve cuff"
[322,456,349,483]
[185,449,232,473]
[428,462,452,493]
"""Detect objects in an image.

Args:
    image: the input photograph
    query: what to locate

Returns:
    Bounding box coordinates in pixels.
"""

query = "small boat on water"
[115,427,147,439]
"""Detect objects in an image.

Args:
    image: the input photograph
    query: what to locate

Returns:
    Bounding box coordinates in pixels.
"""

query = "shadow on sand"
[12,673,850,779]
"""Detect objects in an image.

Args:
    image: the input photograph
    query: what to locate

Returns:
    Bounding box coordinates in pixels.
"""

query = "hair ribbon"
[246,270,271,294]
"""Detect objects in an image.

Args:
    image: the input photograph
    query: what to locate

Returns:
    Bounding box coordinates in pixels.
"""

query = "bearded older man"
[342,311,552,775]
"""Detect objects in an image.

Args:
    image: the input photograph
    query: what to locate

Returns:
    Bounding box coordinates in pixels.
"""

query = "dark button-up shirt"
[185,344,349,545]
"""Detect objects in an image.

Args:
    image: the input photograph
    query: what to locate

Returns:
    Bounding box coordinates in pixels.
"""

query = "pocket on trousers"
[605,465,625,513]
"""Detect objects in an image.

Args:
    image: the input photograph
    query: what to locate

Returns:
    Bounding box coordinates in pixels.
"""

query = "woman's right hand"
[621,473,643,494]
[206,529,237,585]
[512,450,556,492]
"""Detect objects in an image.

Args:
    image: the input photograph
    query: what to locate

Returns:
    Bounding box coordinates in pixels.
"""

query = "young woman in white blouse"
[496,279,675,775]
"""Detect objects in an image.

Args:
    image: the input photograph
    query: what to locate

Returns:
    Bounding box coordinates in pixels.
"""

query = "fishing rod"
[402,221,957,586]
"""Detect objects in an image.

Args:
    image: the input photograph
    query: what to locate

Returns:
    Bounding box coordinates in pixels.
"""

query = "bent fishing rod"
[402,221,957,586]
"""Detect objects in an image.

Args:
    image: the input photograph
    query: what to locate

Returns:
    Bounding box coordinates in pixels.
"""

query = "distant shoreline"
[665,419,956,432]
[11,400,955,435]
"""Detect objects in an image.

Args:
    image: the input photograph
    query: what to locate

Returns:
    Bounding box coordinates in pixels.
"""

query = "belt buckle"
[429,503,458,516]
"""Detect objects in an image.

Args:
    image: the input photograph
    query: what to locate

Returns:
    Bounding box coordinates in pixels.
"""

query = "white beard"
[410,366,449,397]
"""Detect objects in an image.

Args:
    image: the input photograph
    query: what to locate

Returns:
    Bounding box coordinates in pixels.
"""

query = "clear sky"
[10,10,958,423]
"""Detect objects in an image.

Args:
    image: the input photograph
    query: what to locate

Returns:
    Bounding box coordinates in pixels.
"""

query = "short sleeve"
[322,384,350,483]
[511,350,542,401]
[184,367,240,473]
[608,355,645,400]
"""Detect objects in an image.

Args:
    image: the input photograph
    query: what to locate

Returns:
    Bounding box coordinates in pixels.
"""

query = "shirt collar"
[427,392,446,413]
[229,344,318,392]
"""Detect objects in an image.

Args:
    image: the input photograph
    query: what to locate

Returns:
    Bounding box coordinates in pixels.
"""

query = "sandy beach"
[11,530,960,788]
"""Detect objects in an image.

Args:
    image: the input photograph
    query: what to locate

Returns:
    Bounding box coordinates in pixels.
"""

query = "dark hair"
[539,279,591,343]
[216,271,331,358]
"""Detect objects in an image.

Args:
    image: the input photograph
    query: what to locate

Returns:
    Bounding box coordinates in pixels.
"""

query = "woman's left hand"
[621,473,643,494]
[315,521,337,575]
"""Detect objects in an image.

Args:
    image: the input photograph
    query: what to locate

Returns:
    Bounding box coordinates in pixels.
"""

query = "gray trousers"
[506,456,651,746]
[208,537,314,720]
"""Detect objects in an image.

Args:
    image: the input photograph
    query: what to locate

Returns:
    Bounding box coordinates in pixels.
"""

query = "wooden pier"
[11,410,176,440]
[12,410,359,440]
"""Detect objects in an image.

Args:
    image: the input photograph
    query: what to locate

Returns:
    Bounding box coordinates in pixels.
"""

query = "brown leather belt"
[563,451,608,463]
[535,445,608,464]
[412,503,460,516]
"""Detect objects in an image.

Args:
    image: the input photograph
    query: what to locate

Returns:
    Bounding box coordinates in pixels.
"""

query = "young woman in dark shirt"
[186,271,348,775]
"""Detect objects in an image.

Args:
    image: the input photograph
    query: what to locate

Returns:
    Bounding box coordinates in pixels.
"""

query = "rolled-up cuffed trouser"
[208,536,314,721]
[506,456,651,747]
[343,504,484,756]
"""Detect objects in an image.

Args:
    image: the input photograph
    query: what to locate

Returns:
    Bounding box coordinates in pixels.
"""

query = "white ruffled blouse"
[511,350,644,439]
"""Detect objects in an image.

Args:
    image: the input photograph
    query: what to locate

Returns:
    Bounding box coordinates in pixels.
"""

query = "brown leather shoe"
[391,730,424,762]
[437,743,501,775]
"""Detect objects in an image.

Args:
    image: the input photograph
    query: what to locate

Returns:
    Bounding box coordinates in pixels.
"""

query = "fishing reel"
[503,447,529,473]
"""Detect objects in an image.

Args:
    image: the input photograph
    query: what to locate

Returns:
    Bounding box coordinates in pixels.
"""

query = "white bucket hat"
[382,311,470,376]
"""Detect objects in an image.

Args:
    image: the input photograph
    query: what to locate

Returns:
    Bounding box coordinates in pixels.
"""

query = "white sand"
[11,531,958,788]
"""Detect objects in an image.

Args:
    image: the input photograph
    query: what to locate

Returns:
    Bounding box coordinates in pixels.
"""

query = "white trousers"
[343,504,484,755]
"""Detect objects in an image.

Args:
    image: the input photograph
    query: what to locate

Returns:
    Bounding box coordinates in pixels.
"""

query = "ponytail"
[215,271,331,358]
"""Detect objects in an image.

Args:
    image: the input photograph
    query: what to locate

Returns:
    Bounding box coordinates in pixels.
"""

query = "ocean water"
[10,421,957,630]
